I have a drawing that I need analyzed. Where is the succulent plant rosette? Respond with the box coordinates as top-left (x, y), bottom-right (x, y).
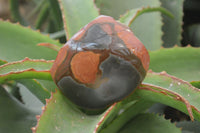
top-left (0, 0), bottom-right (200, 133)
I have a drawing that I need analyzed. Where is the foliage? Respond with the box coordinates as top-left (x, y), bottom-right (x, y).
top-left (0, 0), bottom-right (200, 133)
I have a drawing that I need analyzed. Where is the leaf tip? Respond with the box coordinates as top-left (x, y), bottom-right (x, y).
top-left (160, 71), bottom-right (167, 74)
top-left (186, 44), bottom-right (192, 47)
top-left (148, 69), bottom-right (153, 73)
top-left (31, 127), bottom-right (37, 133)
top-left (174, 44), bottom-right (179, 47)
top-left (93, 0), bottom-right (100, 15)
top-left (37, 43), bottom-right (60, 52)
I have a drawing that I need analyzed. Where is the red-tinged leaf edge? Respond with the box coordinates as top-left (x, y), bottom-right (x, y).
top-left (37, 43), bottom-right (61, 52)
top-left (0, 57), bottom-right (54, 71)
top-left (140, 70), bottom-right (200, 121)
top-left (94, 103), bottom-right (117, 133)
top-left (57, 0), bottom-right (68, 39)
top-left (138, 84), bottom-right (194, 121)
top-left (0, 69), bottom-right (52, 83)
top-left (0, 58), bottom-right (54, 83)
top-left (32, 90), bottom-right (55, 133)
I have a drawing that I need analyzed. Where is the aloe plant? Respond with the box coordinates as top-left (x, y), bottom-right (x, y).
top-left (0, 0), bottom-right (200, 133)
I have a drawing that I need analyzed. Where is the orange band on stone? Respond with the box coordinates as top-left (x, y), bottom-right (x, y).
top-left (71, 51), bottom-right (100, 84)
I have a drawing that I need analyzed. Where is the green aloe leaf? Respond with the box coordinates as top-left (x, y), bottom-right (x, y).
top-left (32, 89), bottom-right (117, 133)
top-left (33, 89), bottom-right (152, 133)
top-left (149, 46), bottom-right (200, 81)
top-left (95, 0), bottom-right (163, 50)
top-left (119, 6), bottom-right (173, 27)
top-left (100, 99), bottom-right (153, 133)
top-left (0, 58), bottom-right (53, 84)
top-left (118, 113), bottom-right (181, 133)
top-left (0, 58), bottom-right (54, 110)
top-left (33, 74), bottom-right (154, 133)
top-left (160, 0), bottom-right (184, 47)
top-left (48, 0), bottom-right (63, 31)
top-left (17, 79), bottom-right (50, 104)
top-left (59, 0), bottom-right (99, 39)
top-left (0, 86), bottom-right (37, 133)
top-left (0, 20), bottom-right (62, 62)
top-left (35, 3), bottom-right (50, 29)
top-left (0, 20), bottom-right (61, 104)
top-left (33, 70), bottom-right (200, 133)
top-left (9, 0), bottom-right (28, 25)
top-left (0, 58), bottom-right (53, 74)
top-left (139, 71), bottom-right (200, 121)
